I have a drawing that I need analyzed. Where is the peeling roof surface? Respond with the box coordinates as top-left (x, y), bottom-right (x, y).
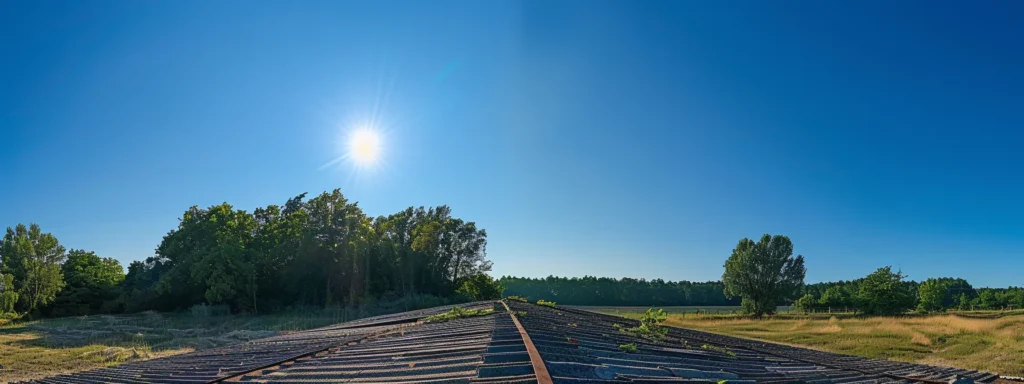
top-left (19, 301), bottom-right (1017, 384)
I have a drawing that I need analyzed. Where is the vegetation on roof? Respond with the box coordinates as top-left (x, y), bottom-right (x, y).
top-left (423, 306), bottom-right (494, 323)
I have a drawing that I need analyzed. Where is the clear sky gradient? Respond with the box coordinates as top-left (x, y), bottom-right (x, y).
top-left (3, 1), bottom-right (1023, 287)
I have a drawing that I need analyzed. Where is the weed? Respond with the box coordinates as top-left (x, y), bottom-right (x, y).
top-left (617, 307), bottom-right (668, 341)
top-left (619, 343), bottom-right (638, 353)
top-left (506, 296), bottom-right (528, 303)
top-left (514, 311), bottom-right (527, 316)
top-left (423, 307), bottom-right (495, 323)
top-left (537, 300), bottom-right (557, 308)
top-left (701, 344), bottom-right (737, 357)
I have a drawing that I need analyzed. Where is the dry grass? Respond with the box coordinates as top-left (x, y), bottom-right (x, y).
top-left (0, 311), bottom-right (338, 383)
top-left (614, 312), bottom-right (1024, 377)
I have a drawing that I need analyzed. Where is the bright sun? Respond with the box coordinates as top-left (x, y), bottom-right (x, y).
top-left (348, 128), bottom-right (382, 165)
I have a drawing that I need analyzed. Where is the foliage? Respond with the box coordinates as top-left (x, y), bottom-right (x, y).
top-left (130, 189), bottom-right (491, 312)
top-left (856, 266), bottom-right (915, 315)
top-left (701, 344), bottom-right (736, 357)
top-left (722, 234), bottom-right (806, 317)
top-left (455, 273), bottom-right (503, 301)
top-left (422, 306), bottom-right (494, 323)
top-left (1, 273), bottom-right (18, 313)
top-left (501, 276), bottom-right (739, 306)
top-left (505, 295), bottom-right (528, 302)
top-left (536, 299), bottom-right (556, 307)
top-left (794, 294), bottom-right (817, 313)
top-left (618, 343), bottom-right (638, 353)
top-left (616, 307), bottom-right (668, 340)
top-left (1, 224), bottom-right (67, 313)
top-left (50, 250), bottom-right (125, 317)
top-left (818, 285), bottom-right (853, 310)
top-left (189, 303), bottom-right (232, 317)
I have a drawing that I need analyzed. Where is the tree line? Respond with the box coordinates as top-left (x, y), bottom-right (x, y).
top-left (797, 270), bottom-right (1024, 314)
top-left (500, 276), bottom-right (741, 306)
top-left (0, 188), bottom-right (502, 318)
top-left (505, 234), bottom-right (1022, 317)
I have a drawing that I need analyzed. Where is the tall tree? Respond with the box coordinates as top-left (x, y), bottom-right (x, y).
top-left (51, 250), bottom-right (125, 316)
top-left (0, 224), bottom-right (66, 313)
top-left (856, 266), bottom-right (915, 315)
top-left (722, 234), bottom-right (806, 317)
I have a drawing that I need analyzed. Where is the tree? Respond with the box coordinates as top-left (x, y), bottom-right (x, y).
top-left (0, 224), bottom-right (66, 313)
top-left (818, 285), bottom-right (852, 311)
top-left (957, 293), bottom-right (971, 311)
top-left (977, 289), bottom-right (999, 310)
top-left (456, 273), bottom-right (504, 301)
top-left (51, 250), bottom-right (125, 316)
top-left (0, 273), bottom-right (17, 314)
top-left (856, 266), bottom-right (914, 315)
top-left (917, 278), bottom-right (947, 313)
top-left (794, 293), bottom-right (817, 313)
top-left (722, 234), bottom-right (806, 317)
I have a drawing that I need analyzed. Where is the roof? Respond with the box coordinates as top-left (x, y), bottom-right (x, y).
top-left (17, 301), bottom-right (1019, 384)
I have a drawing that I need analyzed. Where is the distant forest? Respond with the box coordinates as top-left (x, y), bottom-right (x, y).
top-left (501, 276), bottom-right (741, 306)
top-left (1, 189), bottom-right (502, 319)
top-left (501, 274), bottom-right (1023, 313)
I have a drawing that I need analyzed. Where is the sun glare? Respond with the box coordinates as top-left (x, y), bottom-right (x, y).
top-left (348, 128), bottom-right (382, 165)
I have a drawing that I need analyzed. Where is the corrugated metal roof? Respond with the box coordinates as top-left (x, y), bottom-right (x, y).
top-left (506, 302), bottom-right (1007, 384)
top-left (18, 301), bottom-right (1020, 384)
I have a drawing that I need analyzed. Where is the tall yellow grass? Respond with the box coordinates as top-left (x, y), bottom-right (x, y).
top-left (659, 313), bottom-right (1024, 377)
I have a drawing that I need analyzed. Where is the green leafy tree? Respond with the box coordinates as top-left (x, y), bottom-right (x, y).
top-left (0, 273), bottom-right (17, 314)
top-left (794, 293), bottom-right (817, 313)
top-left (856, 266), bottom-right (915, 315)
top-left (917, 278), bottom-right (947, 313)
top-left (50, 250), bottom-right (125, 316)
top-left (0, 224), bottom-right (66, 313)
top-left (456, 273), bottom-right (503, 301)
top-left (957, 293), bottom-right (971, 310)
top-left (977, 289), bottom-right (999, 310)
top-left (722, 234), bottom-right (806, 317)
top-left (818, 285), bottom-right (852, 310)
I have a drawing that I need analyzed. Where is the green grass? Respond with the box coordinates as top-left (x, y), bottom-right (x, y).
top-left (586, 307), bottom-right (1024, 377)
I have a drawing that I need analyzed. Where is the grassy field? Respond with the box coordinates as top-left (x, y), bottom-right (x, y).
top-left (585, 307), bottom-right (1024, 377)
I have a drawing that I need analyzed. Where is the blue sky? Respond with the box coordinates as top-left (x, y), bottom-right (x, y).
top-left (2, 1), bottom-right (1023, 287)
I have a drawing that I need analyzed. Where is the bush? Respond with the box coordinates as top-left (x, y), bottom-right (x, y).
top-left (423, 306), bottom-right (494, 323)
top-left (189, 303), bottom-right (231, 317)
top-left (794, 293), bottom-right (817, 313)
top-left (536, 299), bottom-right (556, 308)
top-left (506, 295), bottom-right (528, 302)
top-left (619, 343), bottom-right (638, 353)
top-left (616, 307), bottom-right (668, 341)
top-left (456, 273), bottom-right (504, 301)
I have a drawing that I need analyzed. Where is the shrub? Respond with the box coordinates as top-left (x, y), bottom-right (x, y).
top-left (506, 295), bottom-right (528, 302)
top-left (536, 300), bottom-right (556, 308)
top-left (423, 306), bottom-right (494, 323)
top-left (619, 343), bottom-right (638, 353)
top-left (189, 303), bottom-right (231, 317)
top-left (616, 307), bottom-right (668, 341)
top-left (456, 273), bottom-right (504, 301)
top-left (701, 344), bottom-right (736, 357)
top-left (794, 293), bottom-right (817, 313)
